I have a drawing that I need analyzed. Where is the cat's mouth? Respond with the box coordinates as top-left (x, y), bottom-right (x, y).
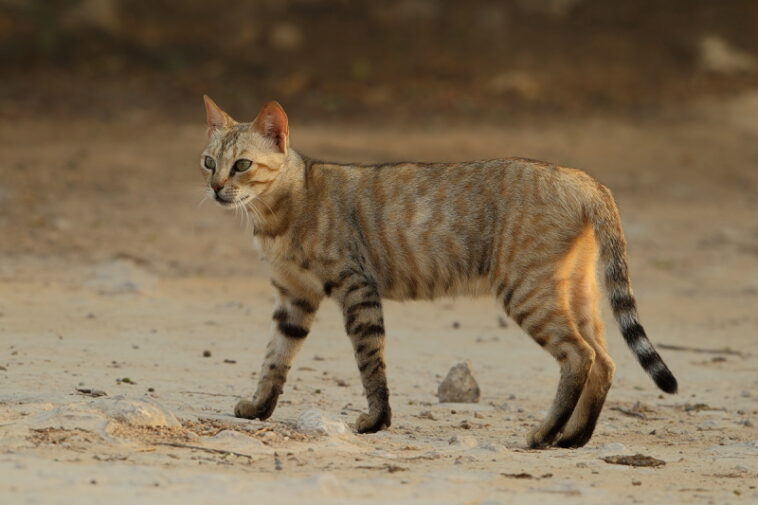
top-left (214, 194), bottom-right (251, 207)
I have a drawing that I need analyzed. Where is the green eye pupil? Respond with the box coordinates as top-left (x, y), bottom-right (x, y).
top-left (204, 156), bottom-right (216, 170)
top-left (234, 159), bottom-right (252, 172)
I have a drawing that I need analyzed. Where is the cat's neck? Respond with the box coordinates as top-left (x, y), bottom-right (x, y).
top-left (247, 149), bottom-right (306, 238)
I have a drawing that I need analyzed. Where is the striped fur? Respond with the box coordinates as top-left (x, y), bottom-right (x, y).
top-left (201, 97), bottom-right (678, 448)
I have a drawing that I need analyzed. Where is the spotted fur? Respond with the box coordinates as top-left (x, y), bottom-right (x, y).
top-left (201, 96), bottom-right (677, 448)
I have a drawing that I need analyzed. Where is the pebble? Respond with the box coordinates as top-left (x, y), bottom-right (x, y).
top-left (98, 396), bottom-right (181, 428)
top-left (448, 434), bottom-right (479, 449)
top-left (296, 409), bottom-right (349, 435)
top-left (438, 361), bottom-right (481, 403)
top-left (205, 430), bottom-right (267, 454)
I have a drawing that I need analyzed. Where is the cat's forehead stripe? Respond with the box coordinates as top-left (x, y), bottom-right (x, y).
top-left (217, 124), bottom-right (250, 157)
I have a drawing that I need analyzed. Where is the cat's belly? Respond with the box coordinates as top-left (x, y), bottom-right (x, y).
top-left (379, 273), bottom-right (494, 301)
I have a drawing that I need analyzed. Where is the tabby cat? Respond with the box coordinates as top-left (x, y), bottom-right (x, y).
top-left (199, 96), bottom-right (677, 449)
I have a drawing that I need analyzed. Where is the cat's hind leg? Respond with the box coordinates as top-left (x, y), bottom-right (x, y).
top-left (556, 240), bottom-right (615, 448)
top-left (501, 275), bottom-right (594, 449)
top-left (235, 279), bottom-right (321, 420)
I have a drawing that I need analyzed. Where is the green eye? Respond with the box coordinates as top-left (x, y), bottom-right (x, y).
top-left (203, 156), bottom-right (216, 170)
top-left (234, 159), bottom-right (252, 172)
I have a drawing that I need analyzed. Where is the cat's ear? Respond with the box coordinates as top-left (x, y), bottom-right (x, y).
top-left (253, 101), bottom-right (289, 154)
top-left (203, 95), bottom-right (236, 136)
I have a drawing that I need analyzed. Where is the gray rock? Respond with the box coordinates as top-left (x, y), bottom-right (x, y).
top-left (448, 434), bottom-right (479, 449)
top-left (204, 430), bottom-right (269, 454)
top-left (296, 409), bottom-right (348, 435)
top-left (28, 396), bottom-right (180, 436)
top-left (96, 396), bottom-right (180, 428)
top-left (438, 361), bottom-right (480, 403)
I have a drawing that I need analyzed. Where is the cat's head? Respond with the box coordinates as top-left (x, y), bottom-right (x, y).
top-left (200, 96), bottom-right (290, 208)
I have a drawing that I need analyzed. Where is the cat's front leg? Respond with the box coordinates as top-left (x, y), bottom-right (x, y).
top-left (235, 279), bottom-right (321, 420)
top-left (335, 273), bottom-right (391, 433)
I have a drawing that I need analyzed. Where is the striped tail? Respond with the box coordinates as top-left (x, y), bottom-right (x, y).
top-left (588, 185), bottom-right (678, 394)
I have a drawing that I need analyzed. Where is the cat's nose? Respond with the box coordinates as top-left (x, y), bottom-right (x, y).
top-left (211, 182), bottom-right (225, 193)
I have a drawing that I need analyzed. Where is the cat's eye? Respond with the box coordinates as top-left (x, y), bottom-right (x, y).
top-left (203, 156), bottom-right (216, 171)
top-left (234, 159), bottom-right (253, 172)
top-left (234, 159), bottom-right (252, 172)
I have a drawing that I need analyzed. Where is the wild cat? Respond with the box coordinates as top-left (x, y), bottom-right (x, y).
top-left (199, 96), bottom-right (677, 449)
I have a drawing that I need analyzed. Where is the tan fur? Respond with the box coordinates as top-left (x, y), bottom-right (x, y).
top-left (200, 98), bottom-right (677, 447)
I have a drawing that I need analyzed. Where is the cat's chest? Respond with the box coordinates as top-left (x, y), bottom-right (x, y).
top-left (252, 235), bottom-right (289, 263)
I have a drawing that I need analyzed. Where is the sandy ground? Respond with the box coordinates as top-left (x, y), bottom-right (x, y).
top-left (1, 96), bottom-right (758, 504)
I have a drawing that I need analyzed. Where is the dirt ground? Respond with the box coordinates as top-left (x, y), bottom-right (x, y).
top-left (1, 94), bottom-right (757, 504)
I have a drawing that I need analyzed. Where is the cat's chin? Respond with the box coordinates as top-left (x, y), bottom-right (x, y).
top-left (214, 194), bottom-right (251, 208)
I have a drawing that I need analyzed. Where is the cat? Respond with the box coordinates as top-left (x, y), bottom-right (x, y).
top-left (199, 95), bottom-right (677, 449)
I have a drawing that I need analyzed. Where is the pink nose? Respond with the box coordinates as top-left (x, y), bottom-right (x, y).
top-left (211, 181), bottom-right (225, 192)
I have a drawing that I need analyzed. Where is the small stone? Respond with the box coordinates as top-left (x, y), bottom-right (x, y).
top-left (296, 409), bottom-right (348, 435)
top-left (103, 397), bottom-right (180, 428)
top-left (438, 361), bottom-right (480, 403)
top-left (448, 434), bottom-right (478, 449)
top-left (418, 410), bottom-right (436, 420)
top-left (202, 350), bottom-right (212, 358)
top-left (76, 388), bottom-right (107, 397)
top-left (602, 454), bottom-right (666, 467)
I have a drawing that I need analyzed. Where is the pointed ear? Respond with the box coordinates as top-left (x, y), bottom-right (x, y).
top-left (203, 95), bottom-right (236, 136)
top-left (253, 101), bottom-right (289, 153)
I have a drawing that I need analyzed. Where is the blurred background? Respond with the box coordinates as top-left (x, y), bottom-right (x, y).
top-left (0, 0), bottom-right (756, 274)
top-left (3, 0), bottom-right (758, 123)
top-left (1, 5), bottom-right (758, 502)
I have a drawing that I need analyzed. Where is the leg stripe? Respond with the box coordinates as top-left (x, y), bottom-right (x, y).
top-left (347, 301), bottom-right (382, 315)
top-left (292, 298), bottom-right (316, 313)
top-left (278, 322), bottom-right (309, 339)
top-left (273, 308), bottom-right (288, 322)
top-left (358, 324), bottom-right (385, 339)
top-left (344, 282), bottom-right (368, 297)
top-left (323, 281), bottom-right (338, 296)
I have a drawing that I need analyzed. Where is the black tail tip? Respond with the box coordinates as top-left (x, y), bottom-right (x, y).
top-left (653, 370), bottom-right (678, 394)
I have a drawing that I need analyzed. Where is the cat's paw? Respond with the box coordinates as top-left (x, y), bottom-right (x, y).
top-left (354, 407), bottom-right (392, 434)
top-left (555, 431), bottom-right (592, 449)
top-left (526, 426), bottom-right (554, 449)
top-left (233, 393), bottom-right (278, 420)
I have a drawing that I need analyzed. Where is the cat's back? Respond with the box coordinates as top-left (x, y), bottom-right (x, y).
top-left (309, 156), bottom-right (599, 209)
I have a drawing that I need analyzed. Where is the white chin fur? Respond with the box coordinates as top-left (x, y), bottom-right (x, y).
top-left (214, 194), bottom-right (251, 208)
